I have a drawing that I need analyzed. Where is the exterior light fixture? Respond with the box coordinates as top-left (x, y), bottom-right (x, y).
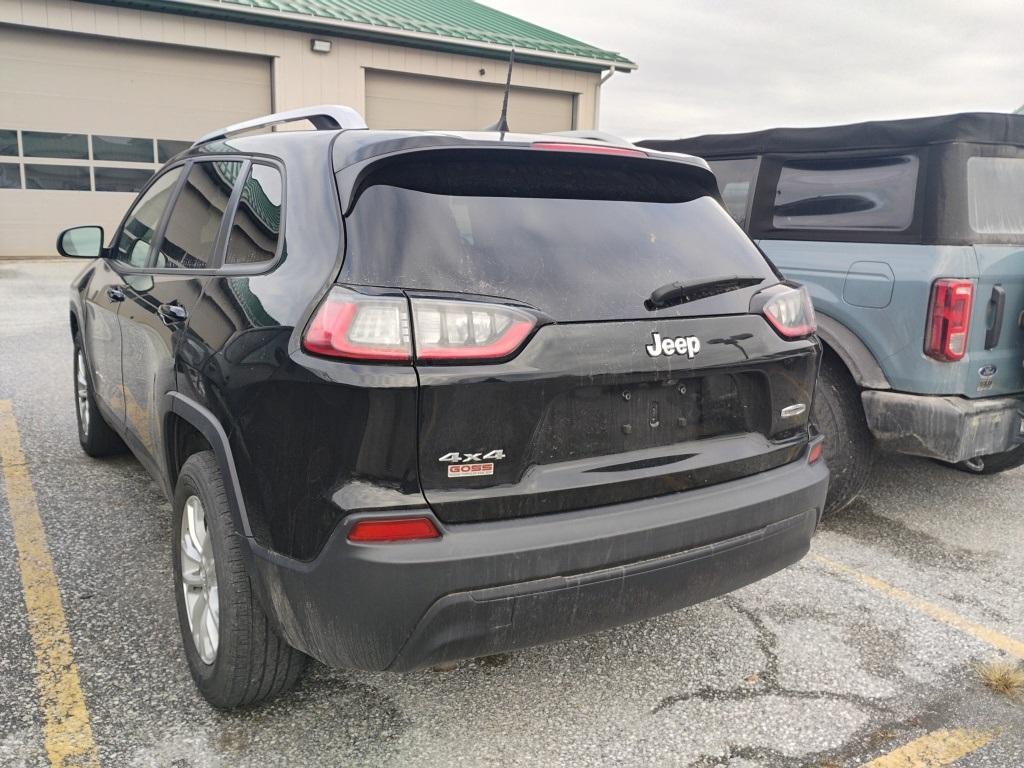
top-left (311, 39), bottom-right (331, 54)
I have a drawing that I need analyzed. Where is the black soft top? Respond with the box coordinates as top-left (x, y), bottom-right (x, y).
top-left (638, 112), bottom-right (1024, 157)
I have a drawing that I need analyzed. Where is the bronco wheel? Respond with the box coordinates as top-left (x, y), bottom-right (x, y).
top-left (812, 353), bottom-right (875, 515)
top-left (172, 451), bottom-right (307, 708)
top-left (73, 334), bottom-right (124, 457)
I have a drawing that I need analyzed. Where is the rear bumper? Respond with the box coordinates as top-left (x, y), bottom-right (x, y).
top-left (248, 455), bottom-right (829, 672)
top-left (862, 391), bottom-right (1024, 463)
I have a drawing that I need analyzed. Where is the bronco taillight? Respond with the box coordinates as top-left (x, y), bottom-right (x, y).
top-left (925, 279), bottom-right (973, 362)
top-left (303, 288), bottom-right (537, 363)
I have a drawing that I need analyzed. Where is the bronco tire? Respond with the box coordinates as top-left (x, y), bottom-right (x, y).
top-left (951, 444), bottom-right (1024, 475)
top-left (172, 451), bottom-right (307, 708)
top-left (812, 353), bottom-right (875, 515)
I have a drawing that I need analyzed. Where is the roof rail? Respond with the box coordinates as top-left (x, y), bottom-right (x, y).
top-left (547, 130), bottom-right (635, 148)
top-left (192, 104), bottom-right (367, 147)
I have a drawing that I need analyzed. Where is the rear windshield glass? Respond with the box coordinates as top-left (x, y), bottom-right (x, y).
top-left (772, 154), bottom-right (919, 231)
top-left (967, 156), bottom-right (1024, 235)
top-left (341, 151), bottom-right (774, 321)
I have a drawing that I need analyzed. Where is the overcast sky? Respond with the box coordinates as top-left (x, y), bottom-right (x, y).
top-left (485, 0), bottom-right (1024, 140)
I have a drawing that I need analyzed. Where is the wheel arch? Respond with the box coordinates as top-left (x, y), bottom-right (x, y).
top-left (815, 313), bottom-right (891, 391)
top-left (164, 393), bottom-right (253, 539)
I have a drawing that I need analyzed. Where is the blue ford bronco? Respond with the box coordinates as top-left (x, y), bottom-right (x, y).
top-left (641, 112), bottom-right (1024, 512)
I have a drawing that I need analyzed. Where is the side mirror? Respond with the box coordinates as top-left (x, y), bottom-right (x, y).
top-left (57, 226), bottom-right (104, 259)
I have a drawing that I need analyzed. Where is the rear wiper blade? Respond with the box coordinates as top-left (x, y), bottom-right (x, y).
top-left (645, 275), bottom-right (764, 311)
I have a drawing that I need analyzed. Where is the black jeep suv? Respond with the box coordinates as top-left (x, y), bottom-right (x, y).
top-left (61, 106), bottom-right (828, 708)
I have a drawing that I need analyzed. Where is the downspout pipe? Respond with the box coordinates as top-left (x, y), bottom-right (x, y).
top-left (594, 65), bottom-right (617, 129)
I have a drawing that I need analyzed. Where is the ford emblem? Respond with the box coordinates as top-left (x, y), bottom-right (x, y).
top-left (979, 364), bottom-right (997, 378)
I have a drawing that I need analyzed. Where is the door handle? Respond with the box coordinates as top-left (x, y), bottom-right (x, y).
top-left (984, 285), bottom-right (1005, 350)
top-left (158, 303), bottom-right (188, 324)
top-left (106, 287), bottom-right (125, 302)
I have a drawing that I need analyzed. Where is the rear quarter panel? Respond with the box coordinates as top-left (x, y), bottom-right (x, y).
top-left (757, 239), bottom-right (989, 395)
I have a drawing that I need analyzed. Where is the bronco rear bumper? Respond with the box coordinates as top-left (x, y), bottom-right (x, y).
top-left (862, 391), bottom-right (1024, 463)
top-left (247, 452), bottom-right (828, 672)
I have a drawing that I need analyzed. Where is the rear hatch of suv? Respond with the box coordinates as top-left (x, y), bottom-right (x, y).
top-left (332, 145), bottom-right (820, 524)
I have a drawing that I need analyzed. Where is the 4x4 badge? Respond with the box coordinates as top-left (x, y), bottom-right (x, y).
top-left (645, 332), bottom-right (701, 359)
top-left (439, 450), bottom-right (505, 478)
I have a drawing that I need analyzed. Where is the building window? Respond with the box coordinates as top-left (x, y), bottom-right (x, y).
top-left (0, 130), bottom-right (17, 157)
top-left (158, 140), bottom-right (192, 163)
top-left (0, 163), bottom-right (21, 189)
top-left (24, 164), bottom-right (90, 191)
top-left (93, 135), bottom-right (155, 163)
top-left (772, 154), bottom-right (919, 231)
top-left (95, 167), bottom-right (155, 193)
top-left (22, 131), bottom-right (89, 160)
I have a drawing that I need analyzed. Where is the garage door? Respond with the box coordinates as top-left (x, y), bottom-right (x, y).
top-left (0, 26), bottom-right (271, 256)
top-left (365, 70), bottom-right (575, 133)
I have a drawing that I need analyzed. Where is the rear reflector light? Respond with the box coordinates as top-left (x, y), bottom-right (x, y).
top-left (756, 285), bottom-right (817, 339)
top-left (808, 441), bottom-right (824, 465)
top-left (925, 279), bottom-right (973, 362)
top-left (303, 287), bottom-right (538, 363)
top-left (530, 142), bottom-right (647, 158)
top-left (347, 517), bottom-right (440, 542)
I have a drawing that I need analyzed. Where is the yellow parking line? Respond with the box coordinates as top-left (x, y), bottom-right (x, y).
top-left (814, 554), bottom-right (1024, 659)
top-left (862, 728), bottom-right (993, 767)
top-left (0, 400), bottom-right (99, 768)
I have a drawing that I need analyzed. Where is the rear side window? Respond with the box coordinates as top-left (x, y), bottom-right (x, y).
top-left (114, 167), bottom-right (183, 267)
top-left (225, 164), bottom-right (282, 265)
top-left (772, 154), bottom-right (919, 231)
top-left (342, 150), bottom-right (775, 322)
top-left (708, 158), bottom-right (758, 227)
top-left (967, 156), bottom-right (1024, 235)
top-left (156, 160), bottom-right (241, 269)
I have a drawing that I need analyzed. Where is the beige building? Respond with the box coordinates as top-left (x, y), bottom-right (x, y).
top-left (0, 0), bottom-right (635, 256)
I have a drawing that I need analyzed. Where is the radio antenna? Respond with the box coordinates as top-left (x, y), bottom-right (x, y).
top-left (485, 48), bottom-right (516, 134)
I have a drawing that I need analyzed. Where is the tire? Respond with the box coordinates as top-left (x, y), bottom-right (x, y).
top-left (172, 451), bottom-right (307, 708)
top-left (73, 334), bottom-right (125, 457)
top-left (949, 444), bottom-right (1024, 475)
top-left (812, 353), bottom-right (875, 515)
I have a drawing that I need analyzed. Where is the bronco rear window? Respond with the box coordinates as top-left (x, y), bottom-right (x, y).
top-left (341, 150), bottom-right (775, 322)
top-left (967, 156), bottom-right (1024, 235)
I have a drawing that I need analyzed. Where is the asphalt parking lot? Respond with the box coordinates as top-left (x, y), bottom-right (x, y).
top-left (1, 259), bottom-right (1023, 768)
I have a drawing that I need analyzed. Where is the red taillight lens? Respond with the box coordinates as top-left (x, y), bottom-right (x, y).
top-left (303, 289), bottom-right (538, 364)
top-left (412, 299), bottom-right (536, 361)
top-left (808, 441), bottom-right (824, 465)
top-left (347, 517), bottom-right (440, 542)
top-left (302, 289), bottom-right (412, 361)
top-left (757, 285), bottom-right (817, 339)
top-left (925, 279), bottom-right (973, 362)
top-left (530, 142), bottom-right (647, 158)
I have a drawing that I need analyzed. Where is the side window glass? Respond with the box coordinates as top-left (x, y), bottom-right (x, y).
top-left (225, 164), bottom-right (283, 265)
top-left (156, 160), bottom-right (242, 269)
top-left (113, 168), bottom-right (183, 267)
top-left (967, 156), bottom-right (1024, 235)
top-left (708, 158), bottom-right (758, 227)
top-left (772, 154), bottom-right (919, 231)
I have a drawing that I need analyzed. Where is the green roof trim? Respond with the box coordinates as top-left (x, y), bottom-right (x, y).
top-left (98, 0), bottom-right (635, 70)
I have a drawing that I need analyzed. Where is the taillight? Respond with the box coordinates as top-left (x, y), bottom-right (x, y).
top-left (925, 279), bottom-right (973, 362)
top-left (302, 289), bottom-right (412, 360)
top-left (347, 517), bottom-right (440, 542)
top-left (808, 440), bottom-right (824, 465)
top-left (530, 142), bottom-right (647, 158)
top-left (754, 284), bottom-right (817, 339)
top-left (412, 299), bottom-right (536, 361)
top-left (302, 288), bottom-right (537, 363)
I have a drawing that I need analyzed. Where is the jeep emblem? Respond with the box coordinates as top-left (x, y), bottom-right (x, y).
top-left (645, 332), bottom-right (701, 359)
